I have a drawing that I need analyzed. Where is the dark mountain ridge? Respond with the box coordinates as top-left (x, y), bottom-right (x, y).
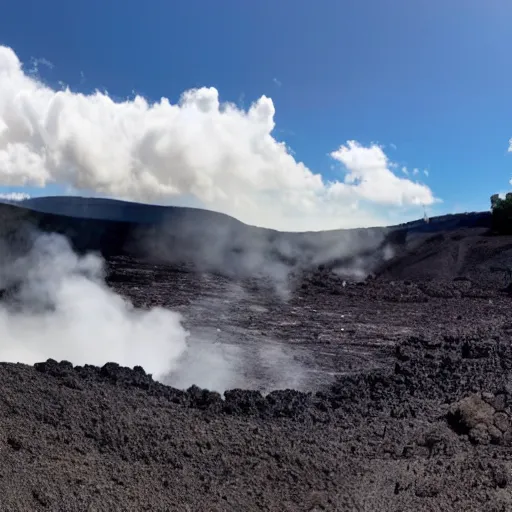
top-left (18, 195), bottom-right (491, 233)
top-left (0, 196), bottom-right (492, 277)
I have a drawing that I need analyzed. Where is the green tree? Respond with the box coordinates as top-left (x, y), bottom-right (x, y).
top-left (491, 193), bottom-right (512, 234)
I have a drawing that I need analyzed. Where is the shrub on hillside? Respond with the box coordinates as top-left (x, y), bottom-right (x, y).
top-left (491, 193), bottom-right (512, 234)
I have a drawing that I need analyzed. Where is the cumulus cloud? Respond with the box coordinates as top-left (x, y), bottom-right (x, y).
top-left (329, 141), bottom-right (435, 206)
top-left (0, 45), bottom-right (437, 230)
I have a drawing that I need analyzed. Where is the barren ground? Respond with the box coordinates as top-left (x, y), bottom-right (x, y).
top-left (1, 226), bottom-right (512, 510)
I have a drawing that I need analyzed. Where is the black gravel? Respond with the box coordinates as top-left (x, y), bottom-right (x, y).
top-left (1, 214), bottom-right (512, 510)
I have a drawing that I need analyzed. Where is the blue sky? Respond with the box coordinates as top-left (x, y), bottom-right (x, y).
top-left (0, 0), bottom-right (511, 229)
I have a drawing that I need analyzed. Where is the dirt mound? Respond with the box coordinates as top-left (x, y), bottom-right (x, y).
top-left (379, 227), bottom-right (512, 287)
top-left (447, 393), bottom-right (512, 445)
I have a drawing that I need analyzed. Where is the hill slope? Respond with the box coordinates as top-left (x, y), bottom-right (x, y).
top-left (0, 197), bottom-right (496, 282)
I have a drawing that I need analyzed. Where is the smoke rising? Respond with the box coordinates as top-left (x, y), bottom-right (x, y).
top-left (0, 44), bottom-right (436, 231)
top-left (134, 209), bottom-right (395, 298)
top-left (0, 229), bottom-right (313, 392)
top-left (0, 231), bottom-right (189, 381)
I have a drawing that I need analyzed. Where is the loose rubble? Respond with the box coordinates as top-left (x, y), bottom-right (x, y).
top-left (1, 223), bottom-right (512, 510)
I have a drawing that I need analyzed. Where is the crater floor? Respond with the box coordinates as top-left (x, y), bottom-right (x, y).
top-left (0, 252), bottom-right (510, 510)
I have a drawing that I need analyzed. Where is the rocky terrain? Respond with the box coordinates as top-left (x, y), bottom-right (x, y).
top-left (0, 201), bottom-right (512, 510)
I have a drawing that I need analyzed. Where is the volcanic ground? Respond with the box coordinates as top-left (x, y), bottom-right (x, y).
top-left (1, 203), bottom-right (512, 511)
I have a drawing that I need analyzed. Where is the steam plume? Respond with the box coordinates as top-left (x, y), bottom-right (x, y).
top-left (0, 230), bottom-right (313, 392)
top-left (0, 232), bottom-right (189, 381)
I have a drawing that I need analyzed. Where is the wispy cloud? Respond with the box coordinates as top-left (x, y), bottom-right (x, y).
top-left (237, 92), bottom-right (245, 109)
top-left (28, 57), bottom-right (54, 76)
top-left (273, 77), bottom-right (282, 87)
top-left (0, 192), bottom-right (30, 201)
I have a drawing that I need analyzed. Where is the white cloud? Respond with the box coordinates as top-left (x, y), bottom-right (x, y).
top-left (0, 192), bottom-right (30, 201)
top-left (424, 169), bottom-right (429, 177)
top-left (329, 141), bottom-right (436, 206)
top-left (0, 45), bottom-right (437, 231)
top-left (401, 166), bottom-right (408, 175)
top-left (412, 168), bottom-right (419, 176)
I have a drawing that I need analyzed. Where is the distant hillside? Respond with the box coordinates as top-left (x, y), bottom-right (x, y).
top-left (390, 211), bottom-right (491, 233)
top-left (21, 196), bottom-right (245, 228)
top-left (0, 199), bottom-right (373, 276)
top-left (19, 196), bottom-right (492, 234)
top-left (0, 196), bottom-right (496, 281)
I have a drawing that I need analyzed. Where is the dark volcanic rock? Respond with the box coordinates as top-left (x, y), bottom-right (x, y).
top-left (4, 318), bottom-right (512, 510)
top-left (3, 209), bottom-right (512, 509)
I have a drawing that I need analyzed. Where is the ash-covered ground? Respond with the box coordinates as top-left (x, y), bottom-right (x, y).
top-left (1, 217), bottom-right (512, 510)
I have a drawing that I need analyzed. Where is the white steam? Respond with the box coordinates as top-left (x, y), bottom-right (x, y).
top-left (0, 45), bottom-right (436, 231)
top-left (0, 231), bottom-right (312, 393)
top-left (0, 232), bottom-right (189, 381)
top-left (164, 281), bottom-right (310, 393)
